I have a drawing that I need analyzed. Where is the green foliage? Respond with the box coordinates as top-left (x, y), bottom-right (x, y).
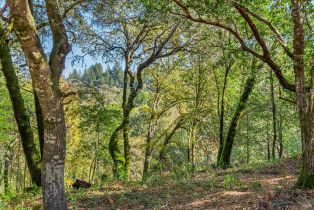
top-left (68, 63), bottom-right (124, 88)
top-left (223, 173), bottom-right (239, 189)
top-left (3, 0), bottom-right (314, 207)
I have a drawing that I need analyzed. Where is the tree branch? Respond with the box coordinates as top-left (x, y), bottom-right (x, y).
top-left (45, 0), bottom-right (71, 82)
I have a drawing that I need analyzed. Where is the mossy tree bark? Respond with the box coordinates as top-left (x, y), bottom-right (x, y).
top-left (296, 53), bottom-right (314, 188)
top-left (217, 61), bottom-right (232, 164)
top-left (0, 27), bottom-right (42, 187)
top-left (291, 0), bottom-right (314, 189)
top-left (109, 123), bottom-right (127, 180)
top-left (217, 65), bottom-right (258, 168)
top-left (109, 72), bottom-right (139, 180)
top-left (8, 0), bottom-right (71, 208)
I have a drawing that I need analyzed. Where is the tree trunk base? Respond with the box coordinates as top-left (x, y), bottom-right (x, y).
top-left (297, 170), bottom-right (314, 189)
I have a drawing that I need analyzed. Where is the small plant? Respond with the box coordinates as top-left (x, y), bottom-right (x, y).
top-left (250, 181), bottom-right (262, 190)
top-left (223, 174), bottom-right (238, 189)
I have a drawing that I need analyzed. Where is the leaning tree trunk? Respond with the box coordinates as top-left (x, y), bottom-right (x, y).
top-left (0, 28), bottom-right (41, 187)
top-left (159, 120), bottom-right (183, 164)
top-left (9, 0), bottom-right (71, 208)
top-left (217, 67), bottom-right (257, 168)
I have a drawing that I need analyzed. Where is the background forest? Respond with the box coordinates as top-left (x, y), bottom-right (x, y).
top-left (0, 0), bottom-right (313, 209)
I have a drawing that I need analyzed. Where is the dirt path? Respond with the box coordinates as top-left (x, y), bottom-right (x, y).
top-left (71, 158), bottom-right (313, 209)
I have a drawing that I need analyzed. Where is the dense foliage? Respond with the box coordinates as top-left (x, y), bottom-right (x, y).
top-left (0, 0), bottom-right (313, 208)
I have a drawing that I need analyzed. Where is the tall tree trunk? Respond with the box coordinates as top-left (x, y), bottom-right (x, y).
top-left (278, 105), bottom-right (284, 159)
top-left (0, 28), bottom-right (41, 187)
top-left (266, 121), bottom-right (271, 161)
top-left (109, 122), bottom-right (126, 180)
top-left (8, 0), bottom-right (71, 208)
top-left (246, 114), bottom-right (250, 164)
top-left (123, 123), bottom-right (131, 179)
top-left (290, 0), bottom-right (314, 188)
top-left (217, 63), bottom-right (231, 163)
top-left (109, 58), bottom-right (131, 180)
top-left (143, 113), bottom-right (155, 180)
top-left (297, 54), bottom-right (314, 188)
top-left (218, 66), bottom-right (258, 168)
top-left (269, 70), bottom-right (277, 160)
top-left (122, 59), bottom-right (131, 179)
top-left (188, 121), bottom-right (196, 171)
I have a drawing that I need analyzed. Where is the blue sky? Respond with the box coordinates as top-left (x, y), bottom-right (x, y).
top-left (63, 45), bottom-right (108, 77)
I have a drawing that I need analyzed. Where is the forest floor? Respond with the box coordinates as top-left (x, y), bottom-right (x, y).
top-left (11, 157), bottom-right (314, 209)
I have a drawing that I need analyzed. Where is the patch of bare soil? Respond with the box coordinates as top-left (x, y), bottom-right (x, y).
top-left (73, 158), bottom-right (314, 210)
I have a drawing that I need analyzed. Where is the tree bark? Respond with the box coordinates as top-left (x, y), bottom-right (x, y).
top-left (34, 93), bottom-right (45, 158)
top-left (289, 0), bottom-right (314, 188)
top-left (122, 61), bottom-right (131, 179)
top-left (278, 105), bottom-right (284, 159)
top-left (8, 0), bottom-right (70, 208)
top-left (269, 70), bottom-right (277, 160)
top-left (142, 84), bottom-right (162, 180)
top-left (109, 123), bottom-right (126, 179)
top-left (188, 121), bottom-right (196, 171)
top-left (266, 121), bottom-right (271, 161)
top-left (142, 113), bottom-right (155, 180)
top-left (109, 58), bottom-right (131, 180)
top-left (0, 27), bottom-right (41, 187)
top-left (123, 122), bottom-right (131, 179)
top-left (297, 54), bottom-right (314, 188)
top-left (217, 63), bottom-right (231, 163)
top-left (218, 66), bottom-right (258, 168)
top-left (246, 114), bottom-right (250, 164)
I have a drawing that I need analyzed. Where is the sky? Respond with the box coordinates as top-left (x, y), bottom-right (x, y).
top-left (63, 45), bottom-right (108, 77)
